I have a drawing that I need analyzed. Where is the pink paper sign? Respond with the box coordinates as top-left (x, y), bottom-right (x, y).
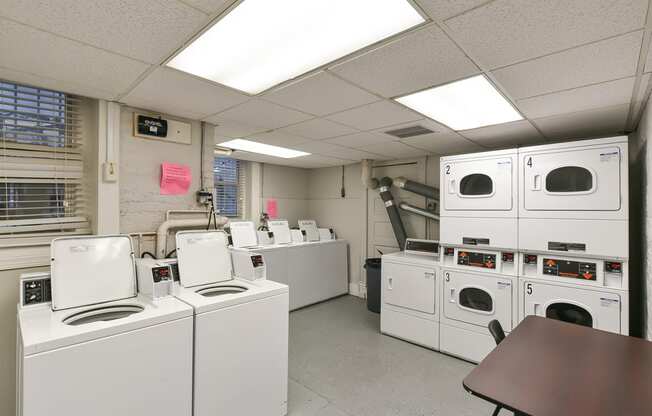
top-left (160, 162), bottom-right (191, 195)
top-left (266, 198), bottom-right (278, 218)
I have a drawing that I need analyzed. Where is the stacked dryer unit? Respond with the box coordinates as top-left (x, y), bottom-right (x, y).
top-left (439, 149), bottom-right (519, 363)
top-left (517, 136), bottom-right (629, 335)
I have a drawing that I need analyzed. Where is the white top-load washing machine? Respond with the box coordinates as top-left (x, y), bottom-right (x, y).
top-left (440, 148), bottom-right (518, 250)
top-left (381, 239), bottom-right (441, 350)
top-left (518, 136), bottom-right (628, 259)
top-left (439, 244), bottom-right (518, 363)
top-left (172, 230), bottom-right (290, 416)
top-left (17, 235), bottom-right (194, 416)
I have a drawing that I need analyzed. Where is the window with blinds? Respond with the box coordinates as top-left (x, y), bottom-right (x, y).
top-left (0, 80), bottom-right (89, 238)
top-left (214, 157), bottom-right (246, 218)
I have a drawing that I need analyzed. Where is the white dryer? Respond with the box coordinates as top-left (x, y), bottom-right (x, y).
top-left (17, 235), bottom-right (194, 416)
top-left (439, 246), bottom-right (518, 363)
top-left (518, 136), bottom-right (628, 258)
top-left (440, 148), bottom-right (518, 250)
top-left (518, 252), bottom-right (629, 335)
top-left (173, 230), bottom-right (290, 416)
top-left (381, 239), bottom-right (440, 350)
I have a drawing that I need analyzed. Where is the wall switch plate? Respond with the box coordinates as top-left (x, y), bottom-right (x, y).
top-left (103, 161), bottom-right (118, 182)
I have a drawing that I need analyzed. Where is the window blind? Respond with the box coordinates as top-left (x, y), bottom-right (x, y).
top-left (214, 157), bottom-right (247, 218)
top-left (0, 80), bottom-right (89, 238)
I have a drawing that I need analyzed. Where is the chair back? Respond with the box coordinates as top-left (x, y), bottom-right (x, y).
top-left (488, 320), bottom-right (506, 345)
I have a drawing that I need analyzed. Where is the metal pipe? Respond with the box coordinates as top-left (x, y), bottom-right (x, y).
top-left (361, 159), bottom-right (379, 189)
top-left (394, 176), bottom-right (439, 201)
top-left (399, 202), bottom-right (440, 221)
top-left (379, 177), bottom-right (407, 250)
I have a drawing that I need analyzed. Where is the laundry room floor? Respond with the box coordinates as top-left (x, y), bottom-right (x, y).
top-left (288, 296), bottom-right (503, 416)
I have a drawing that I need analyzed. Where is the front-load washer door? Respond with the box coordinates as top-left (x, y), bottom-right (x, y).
top-left (443, 270), bottom-right (513, 331)
top-left (382, 262), bottom-right (436, 314)
top-left (522, 146), bottom-right (621, 211)
top-left (522, 281), bottom-right (621, 333)
top-left (443, 157), bottom-right (513, 211)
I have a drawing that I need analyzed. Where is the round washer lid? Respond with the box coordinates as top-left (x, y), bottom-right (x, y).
top-left (50, 235), bottom-right (137, 311)
top-left (175, 230), bottom-right (232, 287)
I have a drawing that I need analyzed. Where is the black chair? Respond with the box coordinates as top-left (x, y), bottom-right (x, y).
top-left (488, 320), bottom-right (506, 416)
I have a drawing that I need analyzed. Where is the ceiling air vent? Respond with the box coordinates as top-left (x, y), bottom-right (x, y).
top-left (384, 125), bottom-right (434, 139)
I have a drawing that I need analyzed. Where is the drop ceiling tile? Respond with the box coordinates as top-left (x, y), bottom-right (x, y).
top-left (532, 103), bottom-right (630, 140)
top-left (277, 118), bottom-right (358, 140)
top-left (416, 0), bottom-right (492, 20)
top-left (459, 120), bottom-right (545, 148)
top-left (263, 72), bottom-right (380, 116)
top-left (399, 131), bottom-right (483, 154)
top-left (182, 0), bottom-right (230, 14)
top-left (293, 141), bottom-right (377, 161)
top-left (211, 99), bottom-right (313, 130)
top-left (0, 0), bottom-right (209, 64)
top-left (332, 25), bottom-right (479, 98)
top-left (248, 131), bottom-right (312, 147)
top-left (283, 155), bottom-right (353, 168)
top-left (122, 68), bottom-right (249, 119)
top-left (0, 65), bottom-right (116, 100)
top-left (325, 131), bottom-right (396, 148)
top-left (211, 121), bottom-right (268, 139)
top-left (326, 101), bottom-right (422, 130)
top-left (446, 0), bottom-right (648, 69)
top-left (356, 141), bottom-right (429, 159)
top-left (0, 18), bottom-right (150, 99)
top-left (493, 31), bottom-right (643, 99)
top-left (517, 77), bottom-right (636, 119)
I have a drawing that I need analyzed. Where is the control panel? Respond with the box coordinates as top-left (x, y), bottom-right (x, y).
top-left (22, 277), bottom-right (52, 307)
top-left (519, 253), bottom-right (627, 289)
top-left (405, 239), bottom-right (439, 257)
top-left (231, 250), bottom-right (266, 281)
top-left (440, 246), bottom-right (517, 275)
top-left (458, 250), bottom-right (496, 269)
top-left (543, 258), bottom-right (597, 281)
top-left (19, 273), bottom-right (52, 308)
top-left (135, 258), bottom-right (174, 299)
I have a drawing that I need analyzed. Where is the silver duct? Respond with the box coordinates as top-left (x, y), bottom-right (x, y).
top-left (399, 202), bottom-right (440, 221)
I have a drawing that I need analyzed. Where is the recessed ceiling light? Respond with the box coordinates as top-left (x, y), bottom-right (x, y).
top-left (167, 0), bottom-right (425, 94)
top-left (395, 75), bottom-right (523, 131)
top-left (219, 139), bottom-right (310, 158)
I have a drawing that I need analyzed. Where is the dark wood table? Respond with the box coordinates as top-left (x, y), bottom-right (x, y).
top-left (463, 316), bottom-right (652, 416)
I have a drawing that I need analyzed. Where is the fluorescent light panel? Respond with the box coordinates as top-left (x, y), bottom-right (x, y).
top-left (396, 75), bottom-right (523, 131)
top-left (167, 0), bottom-right (425, 94)
top-left (219, 139), bottom-right (310, 158)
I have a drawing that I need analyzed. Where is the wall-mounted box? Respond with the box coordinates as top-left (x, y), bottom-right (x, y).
top-left (133, 113), bottom-right (191, 145)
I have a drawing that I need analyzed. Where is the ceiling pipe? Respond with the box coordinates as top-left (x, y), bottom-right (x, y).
top-left (399, 202), bottom-right (440, 221)
top-left (361, 159), bottom-right (379, 189)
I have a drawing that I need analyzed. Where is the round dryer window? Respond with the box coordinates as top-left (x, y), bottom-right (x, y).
top-left (459, 287), bottom-right (493, 312)
top-left (546, 166), bottom-right (593, 193)
top-left (459, 174), bottom-right (493, 196)
top-left (546, 302), bottom-right (593, 327)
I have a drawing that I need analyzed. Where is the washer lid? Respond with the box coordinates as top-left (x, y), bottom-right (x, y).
top-left (230, 221), bottom-right (258, 248)
top-left (268, 220), bottom-right (291, 244)
top-left (176, 230), bottom-right (232, 287)
top-left (50, 235), bottom-right (137, 311)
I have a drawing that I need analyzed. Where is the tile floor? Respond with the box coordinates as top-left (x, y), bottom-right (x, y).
top-left (287, 295), bottom-right (502, 416)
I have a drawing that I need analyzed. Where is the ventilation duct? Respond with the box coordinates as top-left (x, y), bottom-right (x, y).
top-left (399, 202), bottom-right (439, 221)
top-left (393, 176), bottom-right (439, 201)
top-left (384, 125), bottom-right (434, 139)
top-left (379, 177), bottom-right (407, 250)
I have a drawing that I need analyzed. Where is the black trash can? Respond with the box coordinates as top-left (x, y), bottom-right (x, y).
top-left (364, 258), bottom-right (382, 313)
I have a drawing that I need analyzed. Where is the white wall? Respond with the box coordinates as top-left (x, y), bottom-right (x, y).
top-left (119, 106), bottom-right (215, 235)
top-left (258, 163), bottom-right (310, 225)
top-left (307, 164), bottom-right (365, 294)
top-left (630, 98), bottom-right (651, 339)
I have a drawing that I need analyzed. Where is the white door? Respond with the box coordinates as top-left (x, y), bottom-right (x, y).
top-left (522, 146), bottom-right (621, 211)
top-left (443, 270), bottom-right (513, 330)
top-left (443, 157), bottom-right (513, 211)
top-left (522, 281), bottom-right (621, 333)
top-left (383, 261), bottom-right (436, 314)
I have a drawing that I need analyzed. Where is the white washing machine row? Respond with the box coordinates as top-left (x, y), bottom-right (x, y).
top-left (440, 136), bottom-right (629, 258)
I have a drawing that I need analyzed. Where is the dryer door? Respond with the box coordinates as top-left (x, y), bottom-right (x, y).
top-left (522, 146), bottom-right (622, 211)
top-left (522, 281), bottom-right (621, 333)
top-left (382, 262), bottom-right (436, 314)
top-left (443, 157), bottom-right (513, 211)
top-left (443, 270), bottom-right (513, 331)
